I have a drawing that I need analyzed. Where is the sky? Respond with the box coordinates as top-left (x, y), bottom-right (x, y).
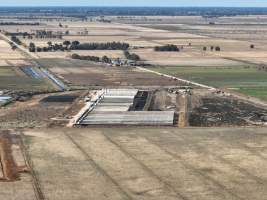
top-left (2, 0), bottom-right (267, 7)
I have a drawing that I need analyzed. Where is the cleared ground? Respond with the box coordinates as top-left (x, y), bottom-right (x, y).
top-left (2, 127), bottom-right (267, 200)
top-left (0, 91), bottom-right (83, 128)
top-left (38, 58), bottom-right (185, 88)
top-left (35, 50), bottom-right (125, 59)
top-left (0, 40), bottom-right (24, 59)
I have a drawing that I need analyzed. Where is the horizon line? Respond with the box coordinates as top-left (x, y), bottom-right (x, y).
top-left (1, 6), bottom-right (267, 8)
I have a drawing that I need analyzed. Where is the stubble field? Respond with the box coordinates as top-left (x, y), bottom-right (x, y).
top-left (3, 127), bottom-right (267, 200)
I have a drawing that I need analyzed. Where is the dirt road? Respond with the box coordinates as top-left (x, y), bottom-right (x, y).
top-left (0, 32), bottom-right (39, 59)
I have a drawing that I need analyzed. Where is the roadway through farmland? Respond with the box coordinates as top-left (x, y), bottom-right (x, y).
top-left (137, 66), bottom-right (267, 109)
top-left (0, 32), bottom-right (39, 59)
top-left (0, 32), bottom-right (67, 91)
top-left (136, 66), bottom-right (215, 90)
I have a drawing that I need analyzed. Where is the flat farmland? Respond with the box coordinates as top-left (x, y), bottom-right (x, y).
top-left (63, 35), bottom-right (137, 43)
top-left (113, 15), bottom-right (267, 25)
top-left (64, 35), bottom-right (158, 47)
top-left (6, 59), bottom-right (31, 66)
top-left (207, 51), bottom-right (267, 65)
top-left (150, 65), bottom-right (267, 100)
top-left (20, 38), bottom-right (63, 47)
top-left (238, 87), bottom-right (267, 101)
top-left (36, 50), bottom-right (125, 59)
top-left (38, 58), bottom-right (184, 87)
top-left (141, 22), bottom-right (267, 40)
top-left (55, 22), bottom-right (205, 39)
top-left (9, 127), bottom-right (266, 200)
top-left (17, 21), bottom-right (206, 50)
top-left (0, 40), bottom-right (24, 59)
top-left (0, 24), bottom-right (49, 33)
top-left (132, 48), bottom-right (244, 66)
top-left (152, 38), bottom-right (259, 51)
top-left (143, 57), bottom-right (244, 67)
top-left (2, 17), bottom-right (267, 101)
top-left (0, 66), bottom-right (49, 91)
top-left (21, 35), bottom-right (158, 51)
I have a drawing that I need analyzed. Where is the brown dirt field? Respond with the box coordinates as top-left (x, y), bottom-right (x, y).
top-left (62, 66), bottom-right (183, 87)
top-left (19, 127), bottom-right (267, 200)
top-left (5, 59), bottom-right (31, 66)
top-left (0, 91), bottom-right (83, 128)
top-left (39, 58), bottom-right (187, 87)
top-left (33, 47), bottom-right (129, 59)
top-left (153, 38), bottom-right (258, 51)
top-left (0, 40), bottom-right (24, 59)
top-left (63, 35), bottom-right (137, 42)
top-left (131, 48), bottom-right (243, 66)
top-left (36, 50), bottom-right (125, 59)
top-left (0, 130), bottom-right (27, 182)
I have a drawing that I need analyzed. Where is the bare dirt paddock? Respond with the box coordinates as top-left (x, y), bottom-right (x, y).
top-left (2, 127), bottom-right (266, 200)
top-left (38, 58), bottom-right (185, 88)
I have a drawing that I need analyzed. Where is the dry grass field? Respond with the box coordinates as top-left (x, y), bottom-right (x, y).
top-left (2, 127), bottom-right (267, 200)
top-left (38, 58), bottom-right (184, 88)
top-left (0, 40), bottom-right (24, 59)
top-left (131, 48), bottom-right (245, 66)
top-left (36, 50), bottom-right (125, 59)
top-left (0, 65), bottom-right (48, 91)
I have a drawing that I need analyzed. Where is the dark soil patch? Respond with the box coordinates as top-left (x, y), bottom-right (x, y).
top-left (189, 97), bottom-right (267, 127)
top-left (130, 91), bottom-right (148, 111)
top-left (41, 95), bottom-right (78, 103)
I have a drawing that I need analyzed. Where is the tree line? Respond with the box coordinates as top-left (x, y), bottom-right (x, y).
top-left (28, 41), bottom-right (130, 52)
top-left (0, 22), bottom-right (40, 25)
top-left (5, 31), bottom-right (33, 39)
top-left (70, 42), bottom-right (130, 50)
top-left (71, 53), bottom-right (112, 64)
top-left (154, 45), bottom-right (180, 52)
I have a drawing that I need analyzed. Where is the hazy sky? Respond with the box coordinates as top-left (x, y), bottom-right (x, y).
top-left (2, 0), bottom-right (267, 7)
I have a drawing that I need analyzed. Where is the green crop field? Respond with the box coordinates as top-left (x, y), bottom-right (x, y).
top-left (150, 65), bottom-right (267, 100)
top-left (0, 66), bottom-right (49, 91)
top-left (237, 87), bottom-right (267, 101)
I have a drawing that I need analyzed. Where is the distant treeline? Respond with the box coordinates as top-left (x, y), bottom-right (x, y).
top-left (35, 30), bottom-right (67, 39)
top-left (5, 30), bottom-right (65, 40)
top-left (2, 7), bottom-right (267, 17)
top-left (124, 50), bottom-right (140, 61)
top-left (29, 42), bottom-right (71, 52)
top-left (5, 31), bottom-right (34, 39)
top-left (70, 42), bottom-right (130, 51)
top-left (154, 45), bottom-right (180, 52)
top-left (28, 41), bottom-right (130, 52)
top-left (0, 22), bottom-right (40, 25)
top-left (71, 53), bottom-right (112, 64)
